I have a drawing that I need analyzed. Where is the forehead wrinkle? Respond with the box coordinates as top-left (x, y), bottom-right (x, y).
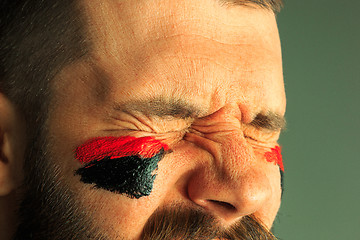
top-left (81, 0), bottom-right (278, 49)
top-left (78, 0), bottom-right (283, 125)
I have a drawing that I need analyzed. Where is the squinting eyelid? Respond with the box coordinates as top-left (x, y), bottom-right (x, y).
top-left (245, 136), bottom-right (278, 149)
top-left (243, 127), bottom-right (281, 142)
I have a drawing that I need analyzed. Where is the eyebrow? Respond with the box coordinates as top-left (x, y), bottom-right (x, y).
top-left (113, 97), bottom-right (204, 120)
top-left (218, 0), bottom-right (283, 13)
top-left (114, 97), bottom-right (286, 131)
top-left (250, 112), bottom-right (286, 131)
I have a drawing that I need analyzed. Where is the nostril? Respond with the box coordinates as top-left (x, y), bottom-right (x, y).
top-left (208, 199), bottom-right (237, 212)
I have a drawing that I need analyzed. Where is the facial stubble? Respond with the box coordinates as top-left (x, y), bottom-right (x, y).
top-left (12, 127), bottom-right (278, 240)
top-left (13, 128), bottom-right (110, 240)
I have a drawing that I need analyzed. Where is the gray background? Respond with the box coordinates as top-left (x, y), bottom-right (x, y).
top-left (273, 0), bottom-right (360, 239)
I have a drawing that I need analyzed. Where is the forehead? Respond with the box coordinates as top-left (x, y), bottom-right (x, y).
top-left (57, 0), bottom-right (285, 119)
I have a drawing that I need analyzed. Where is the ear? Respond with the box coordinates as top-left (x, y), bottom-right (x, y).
top-left (0, 93), bottom-right (26, 196)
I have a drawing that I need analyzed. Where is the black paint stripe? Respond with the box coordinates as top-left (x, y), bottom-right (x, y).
top-left (75, 148), bottom-right (166, 199)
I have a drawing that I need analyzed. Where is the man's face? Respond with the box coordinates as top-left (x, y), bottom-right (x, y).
top-left (25, 0), bottom-right (285, 238)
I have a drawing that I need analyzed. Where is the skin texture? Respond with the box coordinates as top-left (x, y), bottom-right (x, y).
top-left (0, 0), bottom-right (286, 239)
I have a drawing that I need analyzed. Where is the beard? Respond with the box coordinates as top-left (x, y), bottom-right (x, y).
top-left (12, 124), bottom-right (277, 240)
top-left (12, 125), bottom-right (109, 240)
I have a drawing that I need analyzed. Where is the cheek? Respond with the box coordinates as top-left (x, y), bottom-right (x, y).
top-left (74, 136), bottom-right (169, 199)
top-left (73, 189), bottom-right (160, 240)
top-left (264, 146), bottom-right (284, 171)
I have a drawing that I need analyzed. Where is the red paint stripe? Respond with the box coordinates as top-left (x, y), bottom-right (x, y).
top-left (264, 146), bottom-right (284, 171)
top-left (75, 136), bottom-right (169, 164)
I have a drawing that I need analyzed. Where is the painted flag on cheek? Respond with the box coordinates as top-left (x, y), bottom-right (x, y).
top-left (264, 146), bottom-right (284, 171)
top-left (74, 136), bottom-right (169, 199)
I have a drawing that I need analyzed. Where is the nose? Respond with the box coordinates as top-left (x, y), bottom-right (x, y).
top-left (184, 118), bottom-right (272, 223)
top-left (187, 162), bottom-right (271, 222)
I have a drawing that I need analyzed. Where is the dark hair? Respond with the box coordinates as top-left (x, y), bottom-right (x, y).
top-left (0, 0), bottom-right (89, 137)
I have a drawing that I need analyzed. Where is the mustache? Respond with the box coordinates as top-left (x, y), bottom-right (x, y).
top-left (141, 204), bottom-right (277, 240)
